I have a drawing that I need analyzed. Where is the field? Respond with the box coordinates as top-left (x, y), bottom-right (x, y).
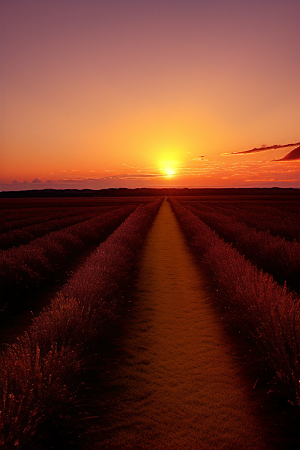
top-left (0, 190), bottom-right (300, 449)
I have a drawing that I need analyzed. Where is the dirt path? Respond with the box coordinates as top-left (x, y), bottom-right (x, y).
top-left (84, 200), bottom-right (277, 449)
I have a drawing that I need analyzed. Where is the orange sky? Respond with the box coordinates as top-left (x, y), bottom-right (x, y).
top-left (1, 0), bottom-right (299, 190)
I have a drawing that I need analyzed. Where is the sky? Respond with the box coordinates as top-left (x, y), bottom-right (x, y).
top-left (1, 0), bottom-right (299, 191)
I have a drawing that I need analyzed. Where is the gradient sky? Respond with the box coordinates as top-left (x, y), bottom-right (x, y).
top-left (1, 0), bottom-right (299, 190)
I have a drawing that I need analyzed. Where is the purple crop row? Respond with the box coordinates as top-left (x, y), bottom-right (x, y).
top-left (221, 202), bottom-right (300, 240)
top-left (0, 205), bottom-right (137, 311)
top-left (0, 207), bottom-right (117, 250)
top-left (271, 202), bottom-right (300, 216)
top-left (0, 198), bottom-right (163, 449)
top-left (170, 198), bottom-right (300, 408)
top-left (227, 200), bottom-right (300, 219)
top-left (0, 208), bottom-right (66, 222)
top-left (200, 200), bottom-right (300, 217)
top-left (183, 204), bottom-right (300, 293)
top-left (183, 200), bottom-right (300, 242)
top-left (0, 206), bottom-right (108, 234)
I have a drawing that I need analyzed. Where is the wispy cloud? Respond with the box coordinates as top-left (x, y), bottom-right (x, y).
top-left (273, 146), bottom-right (300, 161)
top-left (2, 157), bottom-right (299, 191)
top-left (192, 156), bottom-right (206, 161)
top-left (122, 163), bottom-right (137, 169)
top-left (227, 142), bottom-right (300, 156)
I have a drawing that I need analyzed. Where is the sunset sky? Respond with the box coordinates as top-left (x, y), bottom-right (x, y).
top-left (1, 0), bottom-right (299, 190)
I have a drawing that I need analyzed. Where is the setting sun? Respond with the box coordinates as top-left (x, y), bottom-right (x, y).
top-left (159, 159), bottom-right (178, 178)
top-left (163, 167), bottom-right (175, 177)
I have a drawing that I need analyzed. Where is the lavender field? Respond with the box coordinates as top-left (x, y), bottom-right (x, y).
top-left (0, 191), bottom-right (300, 449)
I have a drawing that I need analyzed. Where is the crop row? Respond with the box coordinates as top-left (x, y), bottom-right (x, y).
top-left (271, 202), bottom-right (300, 216)
top-left (0, 205), bottom-right (91, 222)
top-left (170, 198), bottom-right (300, 409)
top-left (0, 206), bottom-right (108, 234)
top-left (182, 200), bottom-right (300, 241)
top-left (0, 198), bottom-right (163, 449)
top-left (227, 200), bottom-right (300, 218)
top-left (240, 200), bottom-right (300, 215)
top-left (219, 202), bottom-right (300, 239)
top-left (183, 204), bottom-right (300, 293)
top-left (0, 208), bottom-right (118, 250)
top-left (0, 205), bottom-right (137, 312)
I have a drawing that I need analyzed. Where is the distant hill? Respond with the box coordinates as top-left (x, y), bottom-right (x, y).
top-left (0, 187), bottom-right (299, 198)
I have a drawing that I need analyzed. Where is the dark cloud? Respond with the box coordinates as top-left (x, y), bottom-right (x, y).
top-left (273, 146), bottom-right (300, 161)
top-left (32, 178), bottom-right (42, 183)
top-left (231, 142), bottom-right (300, 155)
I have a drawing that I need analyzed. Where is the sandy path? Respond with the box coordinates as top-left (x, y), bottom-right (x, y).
top-left (85, 200), bottom-right (275, 449)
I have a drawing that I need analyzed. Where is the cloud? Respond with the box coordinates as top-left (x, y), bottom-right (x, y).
top-left (192, 156), bottom-right (206, 161)
top-left (122, 163), bottom-right (137, 169)
top-left (273, 146), bottom-right (300, 161)
top-left (228, 142), bottom-right (300, 155)
top-left (2, 157), bottom-right (299, 192)
top-left (108, 173), bottom-right (162, 180)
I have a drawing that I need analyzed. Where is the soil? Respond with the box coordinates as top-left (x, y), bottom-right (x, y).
top-left (82, 200), bottom-right (283, 449)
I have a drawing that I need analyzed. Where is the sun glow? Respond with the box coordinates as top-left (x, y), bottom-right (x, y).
top-left (159, 160), bottom-right (178, 178)
top-left (164, 167), bottom-right (175, 177)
